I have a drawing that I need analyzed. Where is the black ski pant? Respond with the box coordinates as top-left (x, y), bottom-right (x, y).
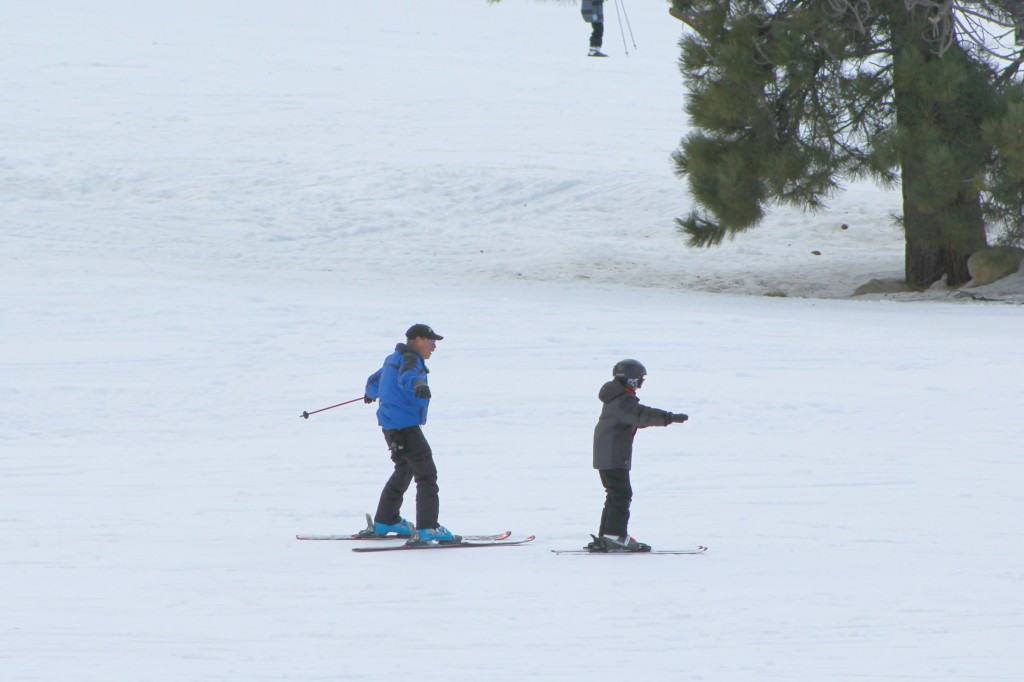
top-left (582, 0), bottom-right (605, 47)
top-left (598, 469), bottom-right (632, 537)
top-left (374, 426), bottom-right (439, 530)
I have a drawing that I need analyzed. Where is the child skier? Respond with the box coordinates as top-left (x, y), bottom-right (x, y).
top-left (590, 359), bottom-right (688, 552)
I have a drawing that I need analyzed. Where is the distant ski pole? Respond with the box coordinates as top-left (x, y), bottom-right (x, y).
top-left (300, 396), bottom-right (364, 419)
top-left (613, 0), bottom-right (629, 55)
top-left (619, 0), bottom-right (636, 49)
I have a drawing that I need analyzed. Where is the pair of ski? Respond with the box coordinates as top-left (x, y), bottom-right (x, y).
top-left (297, 515), bottom-right (706, 555)
top-left (551, 545), bottom-right (708, 555)
top-left (297, 514), bottom-right (535, 552)
top-left (551, 535), bottom-right (708, 555)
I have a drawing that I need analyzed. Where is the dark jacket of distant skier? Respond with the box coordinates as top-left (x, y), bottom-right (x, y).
top-left (365, 344), bottom-right (430, 430)
top-left (593, 380), bottom-right (673, 470)
top-left (580, 0), bottom-right (604, 23)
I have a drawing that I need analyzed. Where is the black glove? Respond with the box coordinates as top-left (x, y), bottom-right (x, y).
top-left (670, 413), bottom-right (689, 424)
top-left (363, 395), bottom-right (376, 404)
top-left (414, 384), bottom-right (431, 399)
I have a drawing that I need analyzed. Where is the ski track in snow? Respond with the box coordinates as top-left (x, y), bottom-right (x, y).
top-left (3, 2), bottom-right (1023, 681)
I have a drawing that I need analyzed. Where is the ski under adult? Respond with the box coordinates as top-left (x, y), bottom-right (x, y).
top-left (298, 530), bottom-right (511, 542)
top-left (352, 536), bottom-right (536, 553)
top-left (296, 513), bottom-right (511, 542)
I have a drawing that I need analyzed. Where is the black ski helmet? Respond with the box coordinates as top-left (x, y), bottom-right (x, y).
top-left (612, 359), bottom-right (647, 388)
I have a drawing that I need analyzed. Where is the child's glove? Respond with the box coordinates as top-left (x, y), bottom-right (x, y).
top-left (414, 384), bottom-right (431, 399)
top-left (363, 395), bottom-right (376, 404)
top-left (670, 413), bottom-right (689, 423)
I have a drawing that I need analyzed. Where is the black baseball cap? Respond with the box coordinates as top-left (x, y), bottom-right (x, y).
top-left (405, 323), bottom-right (443, 340)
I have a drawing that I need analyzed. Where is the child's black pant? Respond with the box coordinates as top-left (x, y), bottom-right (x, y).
top-left (598, 469), bottom-right (632, 537)
top-left (375, 426), bottom-right (439, 530)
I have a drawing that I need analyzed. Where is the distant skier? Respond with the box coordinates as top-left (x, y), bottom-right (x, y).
top-left (363, 324), bottom-right (458, 544)
top-left (590, 359), bottom-right (688, 551)
top-left (581, 0), bottom-right (607, 57)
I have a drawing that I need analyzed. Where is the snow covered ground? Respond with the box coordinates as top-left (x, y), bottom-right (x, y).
top-left (3, 1), bottom-right (1023, 680)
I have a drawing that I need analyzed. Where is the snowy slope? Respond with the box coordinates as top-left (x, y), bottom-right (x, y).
top-left (2, 0), bottom-right (922, 297)
top-left (3, 2), bottom-right (1023, 681)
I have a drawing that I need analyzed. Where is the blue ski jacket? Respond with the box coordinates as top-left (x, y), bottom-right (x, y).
top-left (364, 343), bottom-right (430, 430)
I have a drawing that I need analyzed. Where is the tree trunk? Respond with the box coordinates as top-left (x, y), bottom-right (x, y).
top-left (902, 175), bottom-right (987, 289)
top-left (889, 3), bottom-right (989, 289)
top-left (902, 185), bottom-right (944, 288)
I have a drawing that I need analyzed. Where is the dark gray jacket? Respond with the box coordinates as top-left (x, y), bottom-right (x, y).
top-left (581, 0), bottom-right (604, 23)
top-left (592, 380), bottom-right (672, 470)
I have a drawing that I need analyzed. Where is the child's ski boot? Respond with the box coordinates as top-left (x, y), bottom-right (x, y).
top-left (588, 48), bottom-right (609, 57)
top-left (587, 534), bottom-right (652, 552)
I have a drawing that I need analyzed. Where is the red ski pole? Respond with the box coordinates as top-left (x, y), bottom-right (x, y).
top-left (300, 396), bottom-right (365, 419)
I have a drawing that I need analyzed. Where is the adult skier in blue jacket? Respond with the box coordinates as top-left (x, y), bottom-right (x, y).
top-left (363, 324), bottom-right (457, 544)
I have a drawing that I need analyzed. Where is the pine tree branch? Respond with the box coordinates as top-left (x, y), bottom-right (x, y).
top-left (903, 0), bottom-right (1024, 56)
top-left (953, 7), bottom-right (1024, 67)
top-left (676, 212), bottom-right (732, 247)
top-left (829, 0), bottom-right (875, 35)
top-left (995, 53), bottom-right (1023, 84)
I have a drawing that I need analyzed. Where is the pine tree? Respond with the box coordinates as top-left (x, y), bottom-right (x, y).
top-left (671, 0), bottom-right (1024, 288)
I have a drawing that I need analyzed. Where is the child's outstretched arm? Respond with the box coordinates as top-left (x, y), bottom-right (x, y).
top-left (614, 395), bottom-right (683, 427)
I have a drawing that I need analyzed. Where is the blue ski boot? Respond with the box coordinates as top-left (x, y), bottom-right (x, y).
top-left (356, 514), bottom-right (413, 538)
top-left (408, 525), bottom-right (461, 545)
top-left (374, 519), bottom-right (413, 538)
